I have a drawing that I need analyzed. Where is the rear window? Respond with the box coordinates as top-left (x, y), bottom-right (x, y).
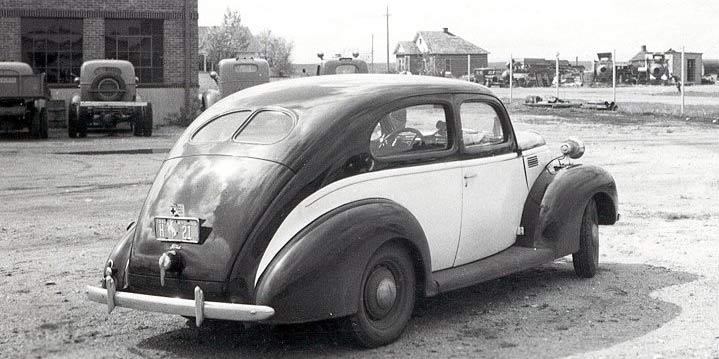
top-left (191, 111), bottom-right (251, 142)
top-left (234, 110), bottom-right (294, 144)
top-left (335, 65), bottom-right (358, 74)
top-left (234, 64), bottom-right (258, 73)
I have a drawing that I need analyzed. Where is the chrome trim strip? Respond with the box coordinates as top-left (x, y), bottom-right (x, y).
top-left (86, 285), bottom-right (275, 323)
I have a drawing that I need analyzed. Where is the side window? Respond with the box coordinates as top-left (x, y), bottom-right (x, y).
top-left (459, 102), bottom-right (505, 147)
top-left (370, 104), bottom-right (450, 158)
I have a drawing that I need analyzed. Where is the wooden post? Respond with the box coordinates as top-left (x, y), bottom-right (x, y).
top-left (385, 6), bottom-right (390, 73)
top-left (681, 46), bottom-right (685, 115)
top-left (612, 49), bottom-right (617, 103)
top-left (467, 54), bottom-right (471, 81)
top-left (555, 52), bottom-right (560, 98)
top-left (509, 53), bottom-right (513, 103)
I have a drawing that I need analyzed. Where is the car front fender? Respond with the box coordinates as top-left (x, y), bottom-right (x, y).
top-left (201, 89), bottom-right (221, 111)
top-left (518, 164), bottom-right (618, 257)
top-left (254, 199), bottom-right (433, 324)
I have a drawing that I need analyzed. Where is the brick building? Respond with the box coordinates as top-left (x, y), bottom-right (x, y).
top-left (394, 28), bottom-right (488, 77)
top-left (0, 0), bottom-right (198, 124)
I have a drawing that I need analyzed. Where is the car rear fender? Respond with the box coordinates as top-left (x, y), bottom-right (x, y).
top-left (202, 89), bottom-right (221, 111)
top-left (103, 224), bottom-right (136, 290)
top-left (254, 199), bottom-right (433, 324)
top-left (517, 164), bottom-right (618, 257)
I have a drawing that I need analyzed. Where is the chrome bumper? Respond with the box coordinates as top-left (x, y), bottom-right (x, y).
top-left (86, 276), bottom-right (274, 327)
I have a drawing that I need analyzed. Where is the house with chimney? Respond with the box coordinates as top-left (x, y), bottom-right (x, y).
top-left (394, 28), bottom-right (489, 77)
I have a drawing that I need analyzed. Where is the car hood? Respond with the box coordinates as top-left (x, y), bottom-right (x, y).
top-left (128, 155), bottom-right (294, 283)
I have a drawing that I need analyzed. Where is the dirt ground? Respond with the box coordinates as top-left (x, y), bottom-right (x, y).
top-left (1, 100), bottom-right (718, 358)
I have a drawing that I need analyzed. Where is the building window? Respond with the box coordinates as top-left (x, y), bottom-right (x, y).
top-left (21, 18), bottom-right (83, 84)
top-left (105, 19), bottom-right (164, 84)
top-left (445, 58), bottom-right (451, 73)
top-left (686, 59), bottom-right (696, 82)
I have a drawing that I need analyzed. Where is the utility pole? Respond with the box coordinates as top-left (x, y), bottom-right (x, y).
top-left (371, 34), bottom-right (374, 73)
top-left (612, 49), bottom-right (616, 103)
top-left (555, 52), bottom-right (560, 99)
top-left (385, 6), bottom-right (390, 73)
top-left (681, 46), bottom-right (685, 115)
top-left (509, 53), bottom-right (513, 103)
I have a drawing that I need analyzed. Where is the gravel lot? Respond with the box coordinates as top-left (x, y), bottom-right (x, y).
top-left (1, 100), bottom-right (718, 358)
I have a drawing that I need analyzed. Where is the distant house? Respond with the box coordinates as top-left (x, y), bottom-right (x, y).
top-left (198, 26), bottom-right (261, 72)
top-left (629, 45), bottom-right (703, 84)
top-left (394, 28), bottom-right (489, 77)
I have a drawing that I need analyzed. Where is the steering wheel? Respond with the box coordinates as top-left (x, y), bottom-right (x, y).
top-left (381, 128), bottom-right (425, 152)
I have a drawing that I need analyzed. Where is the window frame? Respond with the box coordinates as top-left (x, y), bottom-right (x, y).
top-left (105, 18), bottom-right (164, 84)
top-left (368, 94), bottom-right (458, 164)
top-left (20, 17), bottom-right (83, 85)
top-left (455, 94), bottom-right (517, 158)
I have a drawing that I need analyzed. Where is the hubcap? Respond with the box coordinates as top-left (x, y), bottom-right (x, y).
top-left (376, 277), bottom-right (397, 310)
top-left (364, 266), bottom-right (398, 320)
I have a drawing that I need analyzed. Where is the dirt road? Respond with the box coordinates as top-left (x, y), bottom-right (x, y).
top-left (1, 107), bottom-right (718, 358)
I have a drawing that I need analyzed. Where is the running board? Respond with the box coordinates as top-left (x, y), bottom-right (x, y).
top-left (432, 246), bottom-right (557, 294)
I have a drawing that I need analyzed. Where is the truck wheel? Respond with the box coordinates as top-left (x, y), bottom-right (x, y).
top-left (573, 198), bottom-right (599, 278)
top-left (344, 242), bottom-right (415, 348)
top-left (78, 108), bottom-right (88, 138)
top-left (68, 104), bottom-right (78, 138)
top-left (143, 104), bottom-right (153, 137)
top-left (39, 108), bottom-right (48, 139)
top-left (133, 108), bottom-right (144, 137)
top-left (30, 108), bottom-right (41, 138)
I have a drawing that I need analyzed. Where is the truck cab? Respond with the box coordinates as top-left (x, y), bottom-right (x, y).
top-left (201, 58), bottom-right (270, 111)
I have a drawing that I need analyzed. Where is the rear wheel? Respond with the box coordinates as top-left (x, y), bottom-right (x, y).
top-left (78, 108), bottom-right (88, 138)
top-left (68, 104), bottom-right (78, 138)
top-left (573, 198), bottom-right (599, 278)
top-left (29, 108), bottom-right (41, 138)
top-left (344, 242), bottom-right (415, 348)
top-left (39, 108), bottom-right (48, 139)
top-left (142, 104), bottom-right (153, 137)
top-left (133, 108), bottom-right (144, 137)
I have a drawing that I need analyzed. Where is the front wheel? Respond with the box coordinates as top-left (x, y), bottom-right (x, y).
top-left (68, 104), bottom-right (78, 138)
top-left (142, 103), bottom-right (153, 137)
top-left (39, 108), bottom-right (48, 139)
top-left (344, 242), bottom-right (416, 348)
top-left (573, 198), bottom-right (599, 278)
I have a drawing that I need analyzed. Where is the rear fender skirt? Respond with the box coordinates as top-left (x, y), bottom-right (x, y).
top-left (517, 164), bottom-right (618, 256)
top-left (254, 199), bottom-right (433, 324)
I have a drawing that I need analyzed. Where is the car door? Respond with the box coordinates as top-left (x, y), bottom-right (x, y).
top-left (364, 96), bottom-right (464, 271)
top-left (453, 95), bottom-right (528, 266)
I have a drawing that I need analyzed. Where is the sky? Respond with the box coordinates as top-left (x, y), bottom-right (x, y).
top-left (198, 0), bottom-right (719, 64)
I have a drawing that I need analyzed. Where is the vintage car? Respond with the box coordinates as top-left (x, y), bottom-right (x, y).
top-left (0, 62), bottom-right (50, 138)
top-left (87, 75), bottom-right (618, 347)
top-left (69, 60), bottom-right (153, 137)
top-left (201, 57), bottom-right (270, 111)
top-left (317, 57), bottom-right (369, 75)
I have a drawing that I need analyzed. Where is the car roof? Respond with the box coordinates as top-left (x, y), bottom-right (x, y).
top-left (0, 62), bottom-right (33, 75)
top-left (202, 74), bottom-right (494, 121)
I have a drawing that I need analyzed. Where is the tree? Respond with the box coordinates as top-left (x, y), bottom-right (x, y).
top-left (201, 9), bottom-right (251, 67)
top-left (257, 30), bottom-right (295, 77)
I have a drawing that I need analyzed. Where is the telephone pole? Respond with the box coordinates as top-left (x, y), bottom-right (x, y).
top-left (371, 34), bottom-right (374, 73)
top-left (385, 6), bottom-right (390, 73)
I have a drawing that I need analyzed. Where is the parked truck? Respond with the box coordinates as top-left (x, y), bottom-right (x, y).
top-left (0, 62), bottom-right (50, 139)
top-left (69, 60), bottom-right (152, 137)
top-left (201, 57), bottom-right (270, 111)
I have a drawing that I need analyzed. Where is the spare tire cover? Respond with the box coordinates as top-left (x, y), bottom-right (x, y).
top-left (90, 72), bottom-right (127, 102)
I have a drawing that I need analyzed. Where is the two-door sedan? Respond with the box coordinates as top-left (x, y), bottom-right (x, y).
top-left (87, 75), bottom-right (618, 347)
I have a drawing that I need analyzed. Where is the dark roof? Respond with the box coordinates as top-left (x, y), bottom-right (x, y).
top-left (201, 74), bottom-right (492, 121)
top-left (414, 30), bottom-right (489, 55)
top-left (394, 41), bottom-right (420, 56)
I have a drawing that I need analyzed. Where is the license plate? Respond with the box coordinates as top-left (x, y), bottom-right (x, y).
top-left (154, 216), bottom-right (200, 243)
top-left (0, 77), bottom-right (17, 84)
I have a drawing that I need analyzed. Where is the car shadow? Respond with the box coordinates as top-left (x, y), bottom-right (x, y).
top-left (135, 262), bottom-right (697, 358)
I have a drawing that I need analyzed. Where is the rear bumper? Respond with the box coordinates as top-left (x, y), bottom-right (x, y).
top-left (86, 276), bottom-right (274, 326)
top-left (80, 101), bottom-right (148, 108)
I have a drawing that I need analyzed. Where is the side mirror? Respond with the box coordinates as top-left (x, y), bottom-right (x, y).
top-left (135, 76), bottom-right (139, 83)
top-left (73, 77), bottom-right (80, 84)
top-left (210, 71), bottom-right (218, 82)
top-left (560, 138), bottom-right (585, 159)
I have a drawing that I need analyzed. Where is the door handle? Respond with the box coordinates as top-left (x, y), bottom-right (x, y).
top-left (463, 173), bottom-right (477, 179)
